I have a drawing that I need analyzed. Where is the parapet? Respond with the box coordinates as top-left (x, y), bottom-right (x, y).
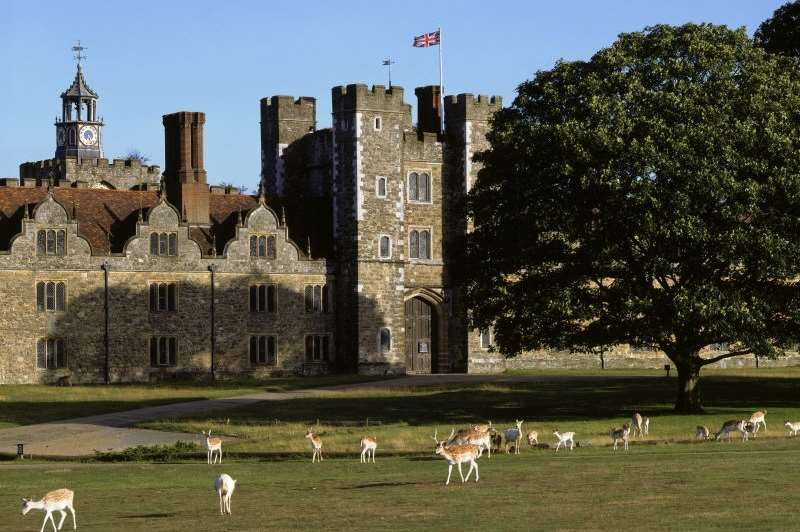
top-left (0, 178), bottom-right (19, 187)
top-left (260, 96), bottom-right (316, 123)
top-left (444, 93), bottom-right (503, 122)
top-left (332, 84), bottom-right (410, 113)
top-left (210, 185), bottom-right (241, 195)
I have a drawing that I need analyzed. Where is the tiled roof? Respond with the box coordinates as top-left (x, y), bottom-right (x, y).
top-left (0, 187), bottom-right (333, 258)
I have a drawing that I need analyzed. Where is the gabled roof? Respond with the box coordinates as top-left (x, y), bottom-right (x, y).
top-left (61, 65), bottom-right (98, 99)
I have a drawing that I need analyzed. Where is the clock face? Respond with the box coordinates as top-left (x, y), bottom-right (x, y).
top-left (57, 129), bottom-right (66, 147)
top-left (79, 125), bottom-right (98, 146)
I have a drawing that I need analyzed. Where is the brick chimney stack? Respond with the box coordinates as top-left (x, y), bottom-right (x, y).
top-left (163, 111), bottom-right (210, 225)
top-left (414, 86), bottom-right (442, 134)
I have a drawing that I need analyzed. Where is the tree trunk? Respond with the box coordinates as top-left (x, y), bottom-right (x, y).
top-left (673, 358), bottom-right (703, 414)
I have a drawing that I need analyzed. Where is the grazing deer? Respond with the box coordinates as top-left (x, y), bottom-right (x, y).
top-left (214, 474), bottom-right (236, 516)
top-left (642, 417), bottom-right (650, 436)
top-left (715, 420), bottom-right (747, 442)
top-left (491, 431), bottom-right (503, 453)
top-left (450, 423), bottom-right (495, 458)
top-left (610, 423), bottom-right (630, 451)
top-left (21, 489), bottom-right (76, 532)
top-left (360, 436), bottom-right (377, 463)
top-left (432, 429), bottom-right (481, 485)
top-left (631, 413), bottom-right (645, 438)
top-left (553, 429), bottom-right (575, 452)
top-left (305, 429), bottom-right (323, 463)
top-left (749, 410), bottom-right (767, 434)
top-left (503, 420), bottom-right (524, 454)
top-left (527, 431), bottom-right (539, 447)
top-left (696, 425), bottom-right (712, 440)
top-left (784, 420), bottom-right (800, 436)
top-left (202, 430), bottom-right (223, 464)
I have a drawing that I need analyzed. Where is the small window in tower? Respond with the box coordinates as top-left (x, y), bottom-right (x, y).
top-left (379, 236), bottom-right (391, 259)
top-left (374, 116), bottom-right (382, 131)
top-left (376, 176), bottom-right (387, 199)
top-left (379, 328), bottom-right (391, 354)
top-left (480, 329), bottom-right (493, 350)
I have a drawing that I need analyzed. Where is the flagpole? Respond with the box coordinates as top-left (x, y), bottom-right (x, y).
top-left (438, 27), bottom-right (444, 133)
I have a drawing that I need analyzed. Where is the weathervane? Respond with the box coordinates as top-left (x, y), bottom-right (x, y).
top-left (382, 58), bottom-right (395, 88)
top-left (72, 40), bottom-right (87, 65)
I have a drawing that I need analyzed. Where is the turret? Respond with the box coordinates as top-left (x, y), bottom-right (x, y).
top-left (55, 64), bottom-right (104, 160)
top-left (260, 96), bottom-right (316, 196)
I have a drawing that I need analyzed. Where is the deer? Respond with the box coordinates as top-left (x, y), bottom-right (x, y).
top-left (503, 420), bottom-right (524, 454)
top-left (749, 410), bottom-right (767, 434)
top-left (305, 428), bottom-right (323, 463)
top-left (449, 423), bottom-right (495, 458)
top-left (360, 436), bottom-right (377, 463)
top-left (631, 413), bottom-right (645, 438)
top-left (202, 430), bottom-right (223, 464)
top-left (785, 420), bottom-right (800, 436)
top-left (696, 425), bottom-right (712, 440)
top-left (715, 420), bottom-right (748, 442)
top-left (642, 417), bottom-right (650, 436)
top-left (214, 474), bottom-right (236, 516)
top-left (21, 489), bottom-right (76, 532)
top-left (610, 423), bottom-right (630, 451)
top-left (432, 428), bottom-right (481, 485)
top-left (553, 429), bottom-right (575, 452)
top-left (527, 430), bottom-right (539, 447)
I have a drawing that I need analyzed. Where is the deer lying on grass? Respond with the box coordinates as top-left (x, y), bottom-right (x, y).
top-left (785, 420), bottom-right (800, 436)
top-left (696, 425), bottom-right (712, 440)
top-left (202, 430), bottom-right (223, 465)
top-left (610, 423), bottom-right (630, 451)
top-left (433, 429), bottom-right (481, 485)
top-left (360, 436), bottom-right (377, 463)
top-left (503, 420), bottom-right (524, 454)
top-left (749, 410), bottom-right (767, 434)
top-left (215, 474), bottom-right (237, 516)
top-left (306, 429), bottom-right (323, 463)
top-left (553, 429), bottom-right (575, 452)
top-left (22, 489), bottom-right (76, 532)
top-left (449, 423), bottom-right (495, 458)
top-left (527, 431), bottom-right (539, 447)
top-left (715, 420), bottom-right (748, 442)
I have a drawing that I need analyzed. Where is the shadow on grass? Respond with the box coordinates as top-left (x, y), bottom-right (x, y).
top-left (338, 481), bottom-right (425, 490)
top-left (119, 513), bottom-right (175, 519)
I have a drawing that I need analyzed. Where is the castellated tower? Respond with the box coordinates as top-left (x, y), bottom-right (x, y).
top-left (162, 111), bottom-right (210, 225)
top-left (443, 93), bottom-right (502, 366)
top-left (332, 84), bottom-right (413, 373)
top-left (260, 96), bottom-right (317, 196)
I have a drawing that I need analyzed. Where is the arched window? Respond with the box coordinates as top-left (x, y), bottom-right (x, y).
top-left (408, 172), bottom-right (419, 201)
top-left (149, 282), bottom-right (177, 312)
top-left (249, 235), bottom-right (258, 256)
top-left (379, 328), bottom-right (391, 354)
top-left (419, 230), bottom-right (430, 259)
top-left (46, 230), bottom-right (56, 253)
top-left (37, 281), bottom-right (66, 311)
top-left (37, 338), bottom-right (66, 369)
top-left (480, 329), bottom-right (493, 349)
top-left (266, 236), bottom-right (276, 259)
top-left (150, 232), bottom-right (177, 256)
top-left (250, 234), bottom-right (276, 258)
top-left (305, 284), bottom-right (330, 313)
top-left (379, 236), bottom-right (391, 258)
top-left (408, 172), bottom-right (431, 203)
top-left (419, 173), bottom-right (431, 202)
top-left (258, 236), bottom-right (267, 257)
top-left (376, 176), bottom-right (387, 198)
top-left (410, 230), bottom-right (419, 259)
top-left (150, 233), bottom-right (159, 254)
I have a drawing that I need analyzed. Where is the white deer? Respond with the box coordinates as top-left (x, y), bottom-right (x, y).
top-left (22, 489), bottom-right (76, 532)
top-left (696, 425), bottom-right (712, 440)
top-left (214, 474), bottom-right (236, 516)
top-left (503, 420), bottom-right (524, 454)
top-left (553, 429), bottom-right (575, 452)
top-left (360, 436), bottom-right (377, 463)
top-left (610, 423), bottom-right (630, 451)
top-left (306, 429), bottom-right (323, 463)
top-left (631, 413), bottom-right (645, 438)
top-left (432, 429), bottom-right (481, 485)
top-left (527, 431), bottom-right (539, 447)
top-left (202, 430), bottom-right (223, 464)
top-left (642, 417), bottom-right (650, 436)
top-left (785, 420), bottom-right (800, 436)
top-left (749, 410), bottom-right (767, 434)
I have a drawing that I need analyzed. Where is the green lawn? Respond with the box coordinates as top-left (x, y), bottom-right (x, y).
top-left (0, 375), bottom-right (384, 428)
top-left (4, 440), bottom-right (800, 531)
top-left (139, 371), bottom-right (800, 455)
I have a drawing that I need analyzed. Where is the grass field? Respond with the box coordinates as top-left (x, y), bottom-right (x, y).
top-left (139, 370), bottom-right (800, 455)
top-left (0, 375), bottom-right (382, 428)
top-left (3, 440), bottom-right (800, 531)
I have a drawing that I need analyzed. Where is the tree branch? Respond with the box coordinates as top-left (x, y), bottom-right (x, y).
top-left (700, 348), bottom-right (753, 366)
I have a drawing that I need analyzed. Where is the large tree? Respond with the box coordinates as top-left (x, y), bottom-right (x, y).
top-left (755, 1), bottom-right (800, 57)
top-left (464, 24), bottom-right (800, 413)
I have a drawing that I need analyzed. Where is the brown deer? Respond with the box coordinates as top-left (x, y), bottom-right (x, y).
top-left (432, 429), bottom-right (481, 485)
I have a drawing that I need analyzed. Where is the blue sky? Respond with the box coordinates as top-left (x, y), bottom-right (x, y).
top-left (0, 1), bottom-right (786, 191)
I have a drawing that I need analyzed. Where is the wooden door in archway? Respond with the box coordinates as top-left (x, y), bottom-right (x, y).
top-left (405, 297), bottom-right (435, 373)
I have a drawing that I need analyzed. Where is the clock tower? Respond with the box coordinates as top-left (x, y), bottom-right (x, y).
top-left (55, 62), bottom-right (103, 160)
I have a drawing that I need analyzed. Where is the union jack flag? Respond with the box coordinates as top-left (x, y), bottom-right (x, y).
top-left (413, 31), bottom-right (440, 48)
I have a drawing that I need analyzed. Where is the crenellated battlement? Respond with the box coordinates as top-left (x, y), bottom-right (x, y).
top-left (260, 96), bottom-right (316, 122)
top-left (332, 84), bottom-right (409, 113)
top-left (444, 93), bottom-right (503, 123)
top-left (74, 158), bottom-right (161, 173)
top-left (19, 156), bottom-right (161, 190)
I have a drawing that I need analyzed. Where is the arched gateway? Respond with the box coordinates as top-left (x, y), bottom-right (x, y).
top-left (405, 296), bottom-right (437, 373)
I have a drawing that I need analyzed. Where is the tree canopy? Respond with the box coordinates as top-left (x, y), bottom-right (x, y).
top-left (755, 1), bottom-right (800, 58)
top-left (464, 24), bottom-right (800, 412)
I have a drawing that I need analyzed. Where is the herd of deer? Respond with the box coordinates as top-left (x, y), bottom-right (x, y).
top-left (21, 410), bottom-right (800, 529)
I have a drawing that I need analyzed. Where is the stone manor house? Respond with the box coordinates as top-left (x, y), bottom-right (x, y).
top-left (0, 64), bottom-right (509, 383)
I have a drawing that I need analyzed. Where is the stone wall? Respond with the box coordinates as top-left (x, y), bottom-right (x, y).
top-left (20, 157), bottom-right (161, 190)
